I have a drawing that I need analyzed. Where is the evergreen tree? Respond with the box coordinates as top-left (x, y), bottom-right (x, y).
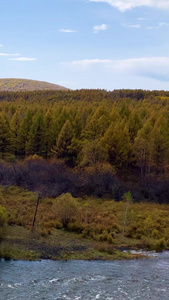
top-left (152, 115), bottom-right (169, 170)
top-left (82, 105), bottom-right (110, 140)
top-left (0, 113), bottom-right (11, 158)
top-left (134, 121), bottom-right (154, 175)
top-left (53, 120), bottom-right (74, 164)
top-left (101, 121), bottom-right (131, 168)
top-left (44, 110), bottom-right (55, 158)
top-left (26, 111), bottom-right (46, 157)
top-left (73, 113), bottom-right (84, 139)
top-left (53, 107), bottom-right (69, 140)
top-left (80, 139), bottom-right (108, 166)
top-left (17, 109), bottom-right (32, 157)
top-left (128, 112), bottom-right (142, 143)
top-left (119, 103), bottom-right (130, 119)
top-left (10, 111), bottom-right (21, 157)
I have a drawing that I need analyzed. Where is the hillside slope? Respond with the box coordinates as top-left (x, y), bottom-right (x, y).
top-left (0, 78), bottom-right (69, 91)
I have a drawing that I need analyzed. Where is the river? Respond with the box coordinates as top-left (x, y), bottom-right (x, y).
top-left (0, 251), bottom-right (169, 300)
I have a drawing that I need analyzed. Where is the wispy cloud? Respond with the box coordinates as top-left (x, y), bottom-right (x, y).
top-left (147, 22), bottom-right (169, 30)
top-left (130, 24), bottom-right (141, 28)
top-left (69, 58), bottom-right (112, 66)
top-left (59, 29), bottom-right (77, 33)
top-left (93, 24), bottom-right (107, 33)
top-left (63, 57), bottom-right (169, 82)
top-left (0, 44), bottom-right (4, 47)
top-left (0, 53), bottom-right (19, 56)
top-left (9, 57), bottom-right (37, 61)
top-left (89, 0), bottom-right (169, 12)
top-left (122, 24), bottom-right (141, 29)
top-left (159, 22), bottom-right (169, 27)
top-left (147, 26), bottom-right (159, 30)
top-left (137, 18), bottom-right (145, 21)
top-left (0, 46), bottom-right (37, 62)
top-left (57, 80), bottom-right (72, 86)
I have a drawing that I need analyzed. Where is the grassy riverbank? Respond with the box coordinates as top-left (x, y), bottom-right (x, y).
top-left (0, 185), bottom-right (169, 261)
top-left (0, 225), bottom-right (148, 261)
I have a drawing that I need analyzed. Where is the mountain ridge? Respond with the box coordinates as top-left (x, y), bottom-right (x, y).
top-left (0, 78), bottom-right (69, 92)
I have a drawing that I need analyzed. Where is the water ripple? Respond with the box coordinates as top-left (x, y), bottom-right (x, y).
top-left (1, 252), bottom-right (169, 300)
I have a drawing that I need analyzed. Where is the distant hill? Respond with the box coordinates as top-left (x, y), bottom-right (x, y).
top-left (0, 78), bottom-right (69, 92)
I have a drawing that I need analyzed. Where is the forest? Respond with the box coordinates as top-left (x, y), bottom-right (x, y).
top-left (0, 89), bottom-right (169, 203)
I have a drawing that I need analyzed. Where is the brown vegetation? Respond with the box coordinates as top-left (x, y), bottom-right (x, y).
top-left (1, 185), bottom-right (169, 255)
top-left (0, 78), bottom-right (68, 92)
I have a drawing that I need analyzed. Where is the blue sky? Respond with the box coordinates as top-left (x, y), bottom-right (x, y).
top-left (1, 0), bottom-right (169, 90)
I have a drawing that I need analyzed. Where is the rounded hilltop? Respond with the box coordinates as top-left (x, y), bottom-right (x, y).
top-left (0, 78), bottom-right (69, 92)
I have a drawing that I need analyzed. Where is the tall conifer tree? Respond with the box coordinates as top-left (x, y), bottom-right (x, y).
top-left (17, 109), bottom-right (32, 157)
top-left (10, 111), bottom-right (21, 157)
top-left (0, 113), bottom-right (11, 158)
top-left (26, 111), bottom-right (46, 157)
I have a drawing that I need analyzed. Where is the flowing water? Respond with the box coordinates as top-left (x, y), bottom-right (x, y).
top-left (1, 252), bottom-right (169, 300)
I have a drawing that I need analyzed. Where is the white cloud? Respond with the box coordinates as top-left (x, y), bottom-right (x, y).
top-left (122, 23), bottom-right (141, 29)
top-left (130, 24), bottom-right (141, 28)
top-left (114, 57), bottom-right (169, 80)
top-left (0, 53), bottom-right (10, 56)
top-left (0, 45), bottom-right (4, 47)
top-left (93, 23), bottom-right (107, 33)
top-left (62, 59), bottom-right (112, 70)
top-left (64, 57), bottom-right (169, 81)
top-left (70, 58), bottom-right (112, 66)
top-left (0, 53), bottom-right (19, 56)
top-left (137, 18), bottom-right (145, 21)
top-left (89, 0), bottom-right (169, 12)
top-left (9, 57), bottom-right (37, 61)
top-left (59, 29), bottom-right (77, 33)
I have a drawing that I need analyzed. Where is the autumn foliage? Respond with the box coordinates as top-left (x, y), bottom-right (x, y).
top-left (0, 89), bottom-right (169, 202)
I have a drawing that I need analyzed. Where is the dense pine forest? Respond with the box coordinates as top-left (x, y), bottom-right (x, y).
top-left (0, 88), bottom-right (169, 203)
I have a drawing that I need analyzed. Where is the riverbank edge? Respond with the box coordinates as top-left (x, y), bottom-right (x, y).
top-left (0, 245), bottom-right (150, 261)
top-left (0, 225), bottom-right (152, 261)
